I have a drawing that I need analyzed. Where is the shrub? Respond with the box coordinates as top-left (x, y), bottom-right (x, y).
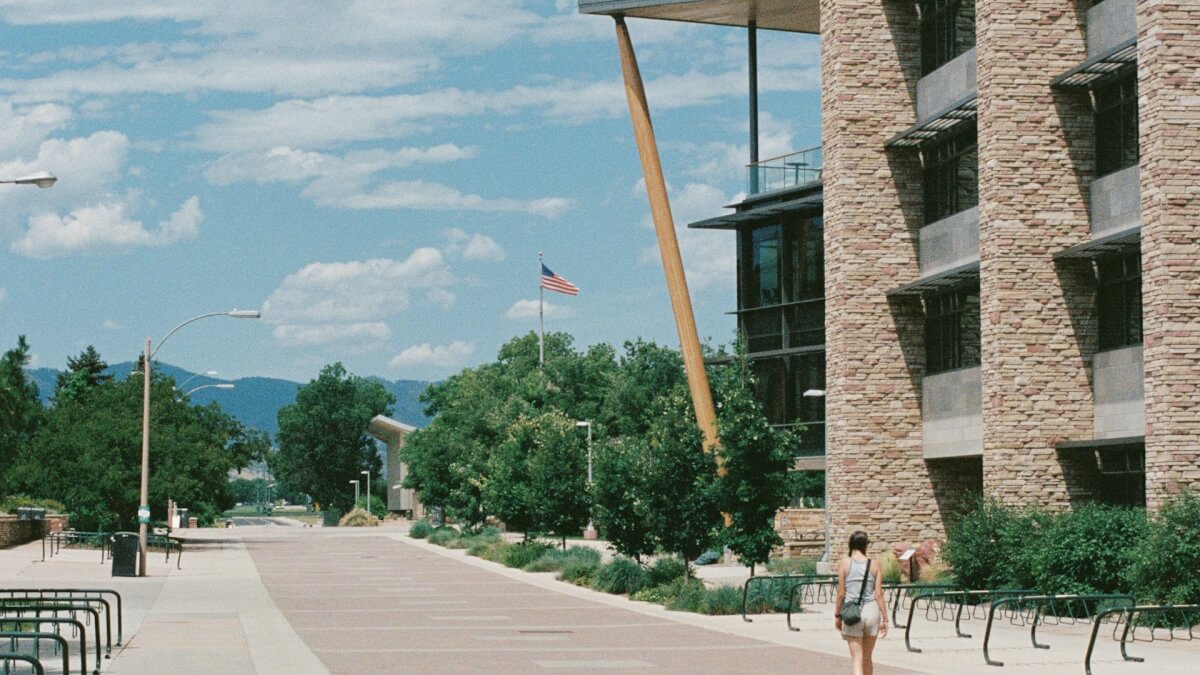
top-left (593, 557), bottom-right (648, 595)
top-left (765, 557), bottom-right (818, 576)
top-left (942, 498), bottom-right (1043, 590)
top-left (647, 556), bottom-right (687, 587)
top-left (408, 519), bottom-right (433, 539)
top-left (337, 508), bottom-right (379, 527)
top-left (1129, 490), bottom-right (1200, 604)
top-left (0, 495), bottom-right (67, 514)
top-left (663, 578), bottom-right (708, 612)
top-left (742, 577), bottom-right (795, 614)
top-left (559, 557), bottom-right (599, 586)
top-left (879, 553), bottom-right (902, 584)
top-left (1027, 504), bottom-right (1146, 595)
top-left (630, 584), bottom-right (675, 604)
top-left (527, 546), bottom-right (601, 573)
top-left (693, 549), bottom-right (721, 566)
top-left (427, 527), bottom-right (461, 547)
top-left (701, 585), bottom-right (744, 615)
top-left (469, 541), bottom-right (509, 562)
top-left (502, 542), bottom-right (553, 569)
top-left (458, 528), bottom-right (502, 551)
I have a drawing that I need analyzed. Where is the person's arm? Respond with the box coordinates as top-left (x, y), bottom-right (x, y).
top-left (834, 559), bottom-right (847, 630)
top-left (874, 559), bottom-right (888, 637)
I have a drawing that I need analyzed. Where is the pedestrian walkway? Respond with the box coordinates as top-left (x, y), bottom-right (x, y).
top-left (1, 524), bottom-right (1196, 674)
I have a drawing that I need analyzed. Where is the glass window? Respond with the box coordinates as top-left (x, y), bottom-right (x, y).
top-left (1097, 250), bottom-right (1142, 350)
top-left (923, 123), bottom-right (978, 224)
top-left (752, 357), bottom-right (788, 425)
top-left (748, 225), bottom-right (782, 308)
top-left (1095, 72), bottom-right (1139, 177)
top-left (920, 0), bottom-right (976, 75)
top-left (925, 284), bottom-right (980, 374)
top-left (742, 307), bottom-right (783, 353)
top-left (747, 352), bottom-right (827, 456)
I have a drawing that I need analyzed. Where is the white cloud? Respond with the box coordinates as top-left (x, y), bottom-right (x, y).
top-left (0, 101), bottom-right (72, 156)
top-left (389, 341), bottom-right (474, 369)
top-left (204, 143), bottom-right (477, 186)
top-left (273, 321), bottom-right (391, 347)
top-left (11, 195), bottom-right (201, 259)
top-left (305, 178), bottom-right (572, 219)
top-left (638, 183), bottom-right (736, 290)
top-left (0, 288), bottom-right (6, 304)
top-left (102, 318), bottom-right (123, 330)
top-left (505, 298), bottom-right (576, 320)
top-left (443, 228), bottom-right (505, 262)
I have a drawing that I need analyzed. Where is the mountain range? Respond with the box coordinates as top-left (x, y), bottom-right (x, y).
top-left (25, 362), bottom-right (430, 437)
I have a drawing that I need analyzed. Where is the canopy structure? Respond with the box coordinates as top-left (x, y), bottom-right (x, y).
top-left (578, 0), bottom-right (819, 33)
top-left (366, 415), bottom-right (420, 515)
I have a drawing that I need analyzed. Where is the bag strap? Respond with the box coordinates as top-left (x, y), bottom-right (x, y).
top-left (855, 559), bottom-right (871, 606)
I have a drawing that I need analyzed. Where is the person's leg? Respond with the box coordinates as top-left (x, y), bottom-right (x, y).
top-left (845, 636), bottom-right (865, 675)
top-left (861, 635), bottom-right (877, 675)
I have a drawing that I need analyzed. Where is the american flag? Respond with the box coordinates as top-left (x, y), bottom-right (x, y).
top-left (541, 264), bottom-right (579, 296)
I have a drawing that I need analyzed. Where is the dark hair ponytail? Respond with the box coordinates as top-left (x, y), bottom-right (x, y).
top-left (848, 530), bottom-right (869, 554)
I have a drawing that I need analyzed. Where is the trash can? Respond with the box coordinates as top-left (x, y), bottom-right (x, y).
top-left (177, 508), bottom-right (189, 528)
top-left (111, 532), bottom-right (139, 577)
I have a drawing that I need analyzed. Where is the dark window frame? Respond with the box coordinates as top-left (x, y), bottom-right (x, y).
top-left (738, 213), bottom-right (825, 353)
top-left (924, 283), bottom-right (980, 374)
top-left (1096, 249), bottom-right (1142, 350)
top-left (920, 0), bottom-right (976, 75)
top-left (750, 352), bottom-right (826, 456)
top-left (922, 123), bottom-right (979, 224)
top-left (1094, 72), bottom-right (1139, 177)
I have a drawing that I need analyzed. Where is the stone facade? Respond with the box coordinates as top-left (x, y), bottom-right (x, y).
top-left (821, 0), bottom-right (937, 552)
top-left (1138, 0), bottom-right (1200, 508)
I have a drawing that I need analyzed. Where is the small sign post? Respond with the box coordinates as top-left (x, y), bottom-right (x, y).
top-left (137, 505), bottom-right (151, 525)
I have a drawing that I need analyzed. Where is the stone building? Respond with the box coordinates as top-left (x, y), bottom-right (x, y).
top-left (579, 0), bottom-right (1199, 550)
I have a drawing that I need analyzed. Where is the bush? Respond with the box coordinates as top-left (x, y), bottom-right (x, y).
top-left (525, 546), bottom-right (601, 573)
top-left (469, 541), bottom-right (509, 562)
top-left (559, 557), bottom-right (599, 586)
top-left (593, 557), bottom-right (648, 595)
top-left (879, 553), bottom-right (902, 584)
top-left (1027, 504), bottom-right (1146, 595)
top-left (943, 498), bottom-right (1044, 590)
top-left (1129, 490), bottom-right (1200, 604)
top-left (648, 556), bottom-right (687, 587)
top-left (0, 495), bottom-right (67, 514)
top-left (765, 557), bottom-right (817, 576)
top-left (337, 508), bottom-right (379, 527)
top-left (742, 577), bottom-right (795, 614)
top-left (664, 578), bottom-right (708, 612)
top-left (630, 583), bottom-right (675, 604)
top-left (427, 527), bottom-right (461, 547)
top-left (701, 585), bottom-right (744, 615)
top-left (409, 519), bottom-right (433, 539)
top-left (502, 542), bottom-right (553, 569)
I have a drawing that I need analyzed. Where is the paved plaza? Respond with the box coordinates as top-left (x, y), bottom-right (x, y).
top-left (1, 522), bottom-right (1197, 674)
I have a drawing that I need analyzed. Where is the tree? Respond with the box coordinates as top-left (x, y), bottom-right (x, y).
top-left (711, 354), bottom-right (801, 573)
top-left (0, 336), bottom-right (43, 492)
top-left (54, 345), bottom-right (112, 405)
top-left (271, 363), bottom-right (394, 512)
top-left (526, 412), bottom-right (589, 547)
top-left (592, 437), bottom-right (656, 561)
top-left (601, 339), bottom-right (686, 438)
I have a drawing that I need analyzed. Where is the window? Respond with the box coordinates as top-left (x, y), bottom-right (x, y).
top-left (920, 0), bottom-right (976, 75)
top-left (750, 352), bottom-right (826, 456)
top-left (739, 214), bottom-right (825, 353)
top-left (1095, 72), bottom-right (1139, 177)
top-left (925, 284), bottom-right (980, 374)
top-left (747, 225), bottom-right (782, 308)
top-left (923, 123), bottom-right (978, 224)
top-left (1097, 250), bottom-right (1142, 350)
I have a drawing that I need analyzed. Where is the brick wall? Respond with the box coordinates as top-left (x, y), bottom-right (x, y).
top-left (1139, 0), bottom-right (1200, 508)
top-left (976, 0), bottom-right (1099, 509)
top-left (0, 514), bottom-right (69, 548)
top-left (821, 0), bottom-right (938, 552)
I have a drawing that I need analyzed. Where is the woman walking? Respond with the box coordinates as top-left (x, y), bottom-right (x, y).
top-left (834, 531), bottom-right (888, 675)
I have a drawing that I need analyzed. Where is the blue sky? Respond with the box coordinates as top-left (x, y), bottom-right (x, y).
top-left (0, 1), bottom-right (821, 383)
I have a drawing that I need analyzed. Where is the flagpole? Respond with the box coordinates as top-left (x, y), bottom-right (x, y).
top-left (538, 251), bottom-right (545, 366)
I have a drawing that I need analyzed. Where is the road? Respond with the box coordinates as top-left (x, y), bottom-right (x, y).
top-left (243, 530), bottom-right (900, 674)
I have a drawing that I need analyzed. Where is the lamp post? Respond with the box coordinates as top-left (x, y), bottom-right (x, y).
top-left (349, 480), bottom-right (360, 511)
top-left (803, 388), bottom-right (830, 568)
top-left (0, 171), bottom-right (57, 188)
top-left (575, 421), bottom-right (596, 539)
top-left (138, 309), bottom-right (260, 577)
top-left (178, 370), bottom-right (218, 391)
top-left (183, 383), bottom-right (234, 396)
top-left (361, 470), bottom-right (371, 515)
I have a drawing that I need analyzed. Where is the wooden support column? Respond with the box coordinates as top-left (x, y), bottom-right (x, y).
top-left (613, 16), bottom-right (719, 451)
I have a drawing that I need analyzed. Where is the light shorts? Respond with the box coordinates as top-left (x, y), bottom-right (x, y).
top-left (841, 601), bottom-right (882, 638)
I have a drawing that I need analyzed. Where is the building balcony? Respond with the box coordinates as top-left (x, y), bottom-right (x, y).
top-left (1088, 0), bottom-right (1136, 58)
top-left (747, 146), bottom-right (822, 196)
top-left (922, 365), bottom-right (983, 459)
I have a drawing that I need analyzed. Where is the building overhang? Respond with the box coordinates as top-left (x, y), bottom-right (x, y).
top-left (689, 184), bottom-right (823, 230)
top-left (367, 415), bottom-right (417, 446)
top-left (1051, 38), bottom-right (1137, 89)
top-left (886, 261), bottom-right (980, 298)
top-left (1052, 226), bottom-right (1139, 261)
top-left (1055, 435), bottom-right (1145, 474)
top-left (1055, 435), bottom-right (1144, 451)
top-left (577, 0), bottom-right (819, 34)
top-left (885, 95), bottom-right (977, 150)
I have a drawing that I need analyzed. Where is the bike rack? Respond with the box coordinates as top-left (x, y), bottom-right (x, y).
top-left (0, 617), bottom-right (88, 675)
top-left (740, 573), bottom-right (835, 622)
top-left (0, 590), bottom-right (122, 649)
top-left (783, 580), bottom-right (958, 631)
top-left (904, 588), bottom-right (1035, 653)
top-left (0, 652), bottom-right (43, 675)
top-left (1085, 603), bottom-right (1200, 675)
top-left (0, 604), bottom-right (104, 671)
top-left (0, 631), bottom-right (69, 674)
top-left (981, 593), bottom-right (1133, 666)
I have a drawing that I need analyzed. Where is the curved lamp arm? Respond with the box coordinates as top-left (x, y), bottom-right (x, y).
top-left (151, 309), bottom-right (260, 360)
top-left (184, 383), bottom-right (234, 396)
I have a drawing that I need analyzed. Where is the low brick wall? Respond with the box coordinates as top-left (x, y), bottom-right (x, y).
top-left (0, 514), bottom-right (70, 548)
top-left (774, 508), bottom-right (825, 558)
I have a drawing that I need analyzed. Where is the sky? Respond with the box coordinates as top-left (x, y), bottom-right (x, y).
top-left (0, 1), bottom-right (821, 383)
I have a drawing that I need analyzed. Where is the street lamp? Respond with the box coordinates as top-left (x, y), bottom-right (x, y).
top-left (575, 421), bottom-right (596, 539)
top-left (349, 480), bottom-right (360, 511)
top-left (183, 383), bottom-right (234, 396)
top-left (803, 389), bottom-right (830, 567)
top-left (178, 370), bottom-right (218, 390)
top-left (137, 309), bottom-right (261, 577)
top-left (0, 171), bottom-right (57, 188)
top-left (361, 470), bottom-right (371, 514)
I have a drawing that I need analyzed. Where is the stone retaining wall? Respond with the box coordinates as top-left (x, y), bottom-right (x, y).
top-left (0, 514), bottom-right (70, 549)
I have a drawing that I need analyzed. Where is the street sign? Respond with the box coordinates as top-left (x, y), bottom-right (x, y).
top-left (137, 505), bottom-right (151, 524)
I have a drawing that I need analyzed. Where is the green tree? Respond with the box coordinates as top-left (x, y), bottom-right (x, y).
top-left (592, 437), bottom-right (656, 561)
top-left (526, 412), bottom-right (589, 547)
top-left (601, 339), bottom-right (685, 438)
top-left (53, 345), bottom-right (112, 405)
top-left (271, 363), bottom-right (394, 512)
top-left (0, 336), bottom-right (43, 492)
top-left (711, 356), bottom-right (801, 573)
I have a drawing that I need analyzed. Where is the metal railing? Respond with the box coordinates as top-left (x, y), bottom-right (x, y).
top-left (0, 618), bottom-right (87, 675)
top-left (981, 593), bottom-right (1134, 667)
top-left (0, 604), bottom-right (104, 672)
top-left (0, 652), bottom-right (43, 675)
top-left (1085, 604), bottom-right (1200, 675)
top-left (741, 573), bottom-right (835, 622)
top-left (904, 589), bottom-right (1036, 653)
top-left (43, 532), bottom-right (109, 563)
top-left (747, 146), bottom-right (822, 195)
top-left (0, 632), bottom-right (68, 674)
top-left (784, 580), bottom-right (957, 631)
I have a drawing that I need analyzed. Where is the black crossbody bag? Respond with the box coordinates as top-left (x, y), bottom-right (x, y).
top-left (840, 559), bottom-right (871, 626)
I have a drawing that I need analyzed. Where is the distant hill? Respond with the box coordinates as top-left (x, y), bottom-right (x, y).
top-left (25, 362), bottom-right (430, 438)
